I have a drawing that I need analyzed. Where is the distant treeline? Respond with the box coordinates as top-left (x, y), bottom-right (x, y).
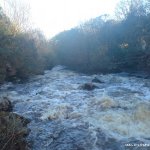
top-left (50, 0), bottom-right (150, 74)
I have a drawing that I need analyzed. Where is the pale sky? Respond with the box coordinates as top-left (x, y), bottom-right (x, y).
top-left (1, 0), bottom-right (120, 38)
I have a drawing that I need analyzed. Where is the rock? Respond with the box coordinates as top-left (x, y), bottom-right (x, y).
top-left (80, 83), bottom-right (98, 91)
top-left (0, 97), bottom-right (12, 112)
top-left (0, 97), bottom-right (30, 150)
top-left (92, 77), bottom-right (104, 83)
top-left (0, 111), bottom-right (30, 150)
top-left (6, 63), bottom-right (16, 77)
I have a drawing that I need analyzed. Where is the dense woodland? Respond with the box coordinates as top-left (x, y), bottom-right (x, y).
top-left (51, 0), bottom-right (150, 73)
top-left (0, 0), bottom-right (150, 84)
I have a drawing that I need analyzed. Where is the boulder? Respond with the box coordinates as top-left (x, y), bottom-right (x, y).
top-left (80, 83), bottom-right (98, 91)
top-left (0, 97), bottom-right (12, 112)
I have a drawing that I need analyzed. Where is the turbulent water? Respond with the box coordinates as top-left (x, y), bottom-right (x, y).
top-left (0, 66), bottom-right (150, 150)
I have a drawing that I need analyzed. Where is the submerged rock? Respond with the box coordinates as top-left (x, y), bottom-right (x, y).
top-left (92, 77), bottom-right (104, 83)
top-left (0, 97), bottom-right (12, 112)
top-left (80, 83), bottom-right (98, 91)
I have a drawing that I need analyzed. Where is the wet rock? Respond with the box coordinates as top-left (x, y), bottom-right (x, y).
top-left (0, 111), bottom-right (30, 150)
top-left (80, 83), bottom-right (98, 91)
top-left (92, 77), bottom-right (104, 83)
top-left (0, 97), bottom-right (12, 112)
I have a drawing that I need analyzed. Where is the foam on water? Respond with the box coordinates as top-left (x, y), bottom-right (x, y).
top-left (91, 96), bottom-right (118, 109)
top-left (41, 103), bottom-right (72, 120)
top-left (1, 66), bottom-right (150, 149)
top-left (86, 98), bottom-right (150, 140)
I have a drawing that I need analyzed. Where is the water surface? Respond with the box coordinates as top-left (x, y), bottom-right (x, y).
top-left (1, 66), bottom-right (150, 150)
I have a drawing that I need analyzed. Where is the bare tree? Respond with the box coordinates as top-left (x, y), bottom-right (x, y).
top-left (2, 0), bottom-right (31, 33)
top-left (115, 0), bottom-right (150, 20)
top-left (115, 0), bottom-right (131, 20)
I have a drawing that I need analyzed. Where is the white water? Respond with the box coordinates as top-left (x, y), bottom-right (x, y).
top-left (0, 66), bottom-right (150, 150)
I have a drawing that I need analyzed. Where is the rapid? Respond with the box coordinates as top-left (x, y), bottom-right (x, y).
top-left (0, 66), bottom-right (150, 150)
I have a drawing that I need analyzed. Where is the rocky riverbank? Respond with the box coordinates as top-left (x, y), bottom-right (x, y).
top-left (0, 97), bottom-right (30, 150)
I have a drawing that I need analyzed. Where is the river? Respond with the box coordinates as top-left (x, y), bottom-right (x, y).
top-left (0, 66), bottom-right (150, 150)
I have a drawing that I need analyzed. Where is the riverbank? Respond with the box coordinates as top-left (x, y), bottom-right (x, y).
top-left (0, 97), bottom-right (30, 150)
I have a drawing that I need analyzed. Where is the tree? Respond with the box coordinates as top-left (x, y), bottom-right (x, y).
top-left (2, 0), bottom-right (31, 34)
top-left (115, 0), bottom-right (150, 20)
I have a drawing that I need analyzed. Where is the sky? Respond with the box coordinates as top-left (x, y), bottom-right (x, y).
top-left (1, 0), bottom-right (120, 38)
